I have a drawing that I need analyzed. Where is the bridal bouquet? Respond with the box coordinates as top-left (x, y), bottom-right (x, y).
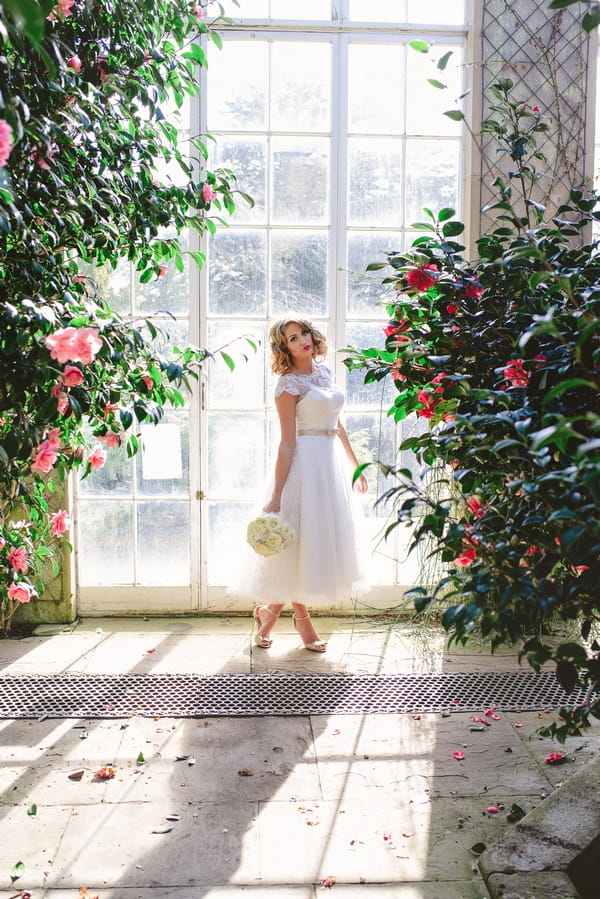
top-left (246, 515), bottom-right (295, 557)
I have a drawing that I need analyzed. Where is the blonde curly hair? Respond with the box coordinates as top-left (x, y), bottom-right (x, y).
top-left (269, 318), bottom-right (328, 375)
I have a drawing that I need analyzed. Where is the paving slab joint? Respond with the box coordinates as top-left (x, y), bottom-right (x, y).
top-left (479, 754), bottom-right (600, 899)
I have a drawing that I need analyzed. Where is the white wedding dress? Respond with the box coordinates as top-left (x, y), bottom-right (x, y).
top-left (231, 363), bottom-right (368, 606)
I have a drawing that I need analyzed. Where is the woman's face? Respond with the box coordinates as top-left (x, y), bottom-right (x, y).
top-left (283, 322), bottom-right (313, 365)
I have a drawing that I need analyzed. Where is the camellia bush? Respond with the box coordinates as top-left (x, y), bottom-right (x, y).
top-left (345, 79), bottom-right (600, 740)
top-left (0, 0), bottom-right (248, 633)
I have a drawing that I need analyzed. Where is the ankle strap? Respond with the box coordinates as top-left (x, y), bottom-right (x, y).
top-left (294, 614), bottom-right (310, 621)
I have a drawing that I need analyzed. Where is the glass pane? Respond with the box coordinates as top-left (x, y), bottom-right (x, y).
top-left (271, 42), bottom-right (331, 132)
top-left (407, 0), bottom-right (465, 25)
top-left (271, 137), bottom-right (329, 224)
top-left (77, 501), bottom-right (134, 585)
top-left (91, 259), bottom-right (131, 315)
top-left (348, 137), bottom-right (403, 226)
top-left (138, 501), bottom-right (190, 585)
top-left (78, 442), bottom-right (132, 497)
top-left (345, 409), bottom-right (397, 498)
top-left (213, 137), bottom-right (267, 224)
top-left (344, 320), bottom-right (395, 408)
top-left (208, 319), bottom-right (266, 410)
top-left (208, 412), bottom-right (266, 498)
top-left (405, 140), bottom-right (460, 224)
top-left (208, 501), bottom-right (253, 584)
top-left (271, 0), bottom-right (331, 18)
top-left (348, 0), bottom-right (405, 20)
top-left (348, 44), bottom-right (404, 134)
top-left (207, 41), bottom-right (268, 131)
top-left (135, 264), bottom-right (189, 317)
top-left (271, 230), bottom-right (328, 316)
top-left (406, 46), bottom-right (463, 136)
top-left (230, 0), bottom-right (268, 15)
top-left (208, 230), bottom-right (267, 315)
top-left (347, 230), bottom-right (403, 316)
top-left (137, 416), bottom-right (189, 497)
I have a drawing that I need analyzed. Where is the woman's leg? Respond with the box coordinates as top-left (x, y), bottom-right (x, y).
top-left (254, 603), bottom-right (284, 645)
top-left (292, 602), bottom-right (326, 650)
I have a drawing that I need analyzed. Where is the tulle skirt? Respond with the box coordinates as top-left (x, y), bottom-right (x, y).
top-left (228, 436), bottom-right (369, 607)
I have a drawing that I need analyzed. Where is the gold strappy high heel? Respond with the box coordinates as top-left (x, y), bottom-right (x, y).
top-left (293, 614), bottom-right (327, 653)
top-left (253, 606), bottom-right (279, 649)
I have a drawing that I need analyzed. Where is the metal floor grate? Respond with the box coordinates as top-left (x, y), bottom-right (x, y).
top-left (0, 670), bottom-right (590, 718)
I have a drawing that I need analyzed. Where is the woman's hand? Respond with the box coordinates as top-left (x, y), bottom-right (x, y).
top-left (354, 473), bottom-right (368, 494)
top-left (263, 496), bottom-right (281, 513)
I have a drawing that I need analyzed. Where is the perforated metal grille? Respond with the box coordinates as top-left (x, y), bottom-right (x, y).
top-left (0, 671), bottom-right (590, 718)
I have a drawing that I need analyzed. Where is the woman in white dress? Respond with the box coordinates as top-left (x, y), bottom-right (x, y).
top-left (250, 317), bottom-right (368, 652)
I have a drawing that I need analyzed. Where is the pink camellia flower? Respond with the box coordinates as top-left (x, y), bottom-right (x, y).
top-left (202, 182), bottom-right (217, 204)
top-left (48, 0), bottom-right (75, 20)
top-left (88, 445), bottom-right (107, 470)
top-left (141, 374), bottom-right (154, 390)
top-left (67, 55), bottom-right (82, 73)
top-left (467, 496), bottom-right (485, 518)
top-left (416, 389), bottom-right (441, 419)
top-left (391, 360), bottom-right (407, 382)
top-left (31, 440), bottom-right (59, 474)
top-left (100, 431), bottom-right (121, 449)
top-left (192, 1), bottom-right (205, 19)
top-left (503, 359), bottom-right (529, 387)
top-left (406, 263), bottom-right (438, 292)
top-left (452, 545), bottom-right (477, 566)
top-left (8, 582), bottom-right (36, 604)
top-left (8, 545), bottom-right (28, 574)
top-left (50, 509), bottom-right (70, 537)
top-left (453, 751), bottom-right (465, 760)
top-left (532, 105), bottom-right (541, 114)
top-left (61, 365), bottom-right (85, 387)
top-left (157, 264), bottom-right (168, 278)
top-left (0, 537), bottom-right (5, 551)
top-left (46, 326), bottom-right (102, 365)
top-left (0, 119), bottom-right (13, 167)
top-left (45, 428), bottom-right (61, 450)
top-left (57, 392), bottom-right (69, 414)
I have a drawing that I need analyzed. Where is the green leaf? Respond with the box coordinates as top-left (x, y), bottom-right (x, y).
top-left (437, 50), bottom-right (453, 71)
top-left (11, 861), bottom-right (24, 882)
top-left (444, 109), bottom-right (465, 121)
top-left (582, 7), bottom-right (600, 31)
top-left (442, 221), bottom-right (465, 237)
top-left (220, 351), bottom-right (235, 372)
top-left (470, 842), bottom-right (487, 855)
top-left (137, 752), bottom-right (145, 764)
top-left (210, 31), bottom-right (223, 50)
top-left (427, 79), bottom-right (446, 90)
top-left (27, 804), bottom-right (37, 816)
top-left (438, 207), bottom-right (455, 222)
top-left (409, 40), bottom-right (430, 53)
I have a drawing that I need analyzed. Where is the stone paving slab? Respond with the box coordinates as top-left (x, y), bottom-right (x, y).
top-left (0, 886), bottom-right (489, 898)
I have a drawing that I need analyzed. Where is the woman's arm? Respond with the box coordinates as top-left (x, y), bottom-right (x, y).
top-left (337, 420), bottom-right (368, 494)
top-left (263, 391), bottom-right (298, 513)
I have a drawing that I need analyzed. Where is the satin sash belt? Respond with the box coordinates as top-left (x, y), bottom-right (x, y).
top-left (297, 428), bottom-right (339, 437)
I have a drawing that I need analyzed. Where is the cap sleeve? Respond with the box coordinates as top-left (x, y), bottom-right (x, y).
top-left (274, 373), bottom-right (304, 398)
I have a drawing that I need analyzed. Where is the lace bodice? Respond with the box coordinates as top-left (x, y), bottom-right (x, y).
top-left (274, 363), bottom-right (334, 398)
top-left (275, 364), bottom-right (344, 432)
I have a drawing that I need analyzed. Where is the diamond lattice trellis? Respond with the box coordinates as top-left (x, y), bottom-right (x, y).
top-left (479, 0), bottom-right (592, 227)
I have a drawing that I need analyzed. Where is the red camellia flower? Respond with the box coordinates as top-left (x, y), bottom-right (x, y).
top-left (462, 282), bottom-right (483, 300)
top-left (467, 496), bottom-right (485, 518)
top-left (503, 359), bottom-right (529, 387)
top-left (416, 390), bottom-right (441, 419)
top-left (67, 55), bottom-right (82, 73)
top-left (544, 753), bottom-right (566, 765)
top-left (383, 319), bottom-right (410, 340)
top-left (452, 545), bottom-right (477, 566)
top-left (406, 263), bottom-right (439, 292)
top-left (446, 303), bottom-right (459, 315)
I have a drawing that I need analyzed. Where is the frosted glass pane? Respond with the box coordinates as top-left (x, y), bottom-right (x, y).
top-left (271, 231), bottom-right (327, 316)
top-left (345, 410), bottom-right (397, 503)
top-left (138, 501), bottom-right (190, 585)
top-left (207, 41), bottom-right (268, 131)
top-left (78, 443), bottom-right (132, 497)
top-left (348, 44), bottom-right (404, 134)
top-left (271, 0), bottom-right (331, 17)
top-left (213, 137), bottom-right (267, 224)
top-left (271, 42), bottom-right (331, 132)
top-left (90, 259), bottom-right (131, 314)
top-left (135, 237), bottom-right (189, 316)
top-left (348, 0), bottom-right (403, 19)
top-left (347, 230), bottom-right (403, 316)
top-left (406, 46), bottom-right (463, 136)
top-left (407, 0), bottom-right (464, 25)
top-left (77, 501), bottom-right (134, 585)
top-left (208, 320), bottom-right (265, 410)
top-left (405, 140), bottom-right (460, 224)
top-left (208, 230), bottom-right (267, 315)
top-left (208, 501), bottom-right (254, 584)
top-left (271, 137), bottom-right (329, 224)
top-left (137, 415), bottom-right (189, 497)
top-left (348, 137), bottom-right (403, 226)
top-left (208, 413), bottom-right (265, 497)
top-left (344, 320), bottom-right (395, 408)
top-left (229, 0), bottom-right (267, 14)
